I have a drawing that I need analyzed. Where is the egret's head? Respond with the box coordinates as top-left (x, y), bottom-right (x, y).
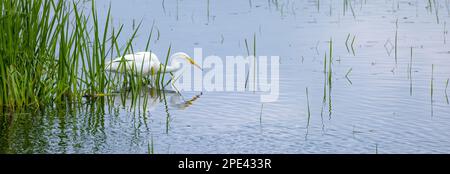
top-left (171, 52), bottom-right (202, 70)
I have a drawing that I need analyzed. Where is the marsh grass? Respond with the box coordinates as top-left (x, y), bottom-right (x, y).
top-left (320, 39), bottom-right (333, 120)
top-left (148, 135), bottom-right (154, 154)
top-left (317, 0), bottom-right (320, 12)
top-left (328, 38), bottom-right (333, 89)
top-left (345, 33), bottom-right (351, 53)
top-left (395, 19), bottom-right (399, 65)
top-left (444, 22), bottom-right (447, 44)
top-left (446, 78), bottom-right (449, 94)
top-left (343, 0), bottom-right (348, 16)
top-left (243, 34), bottom-right (256, 91)
top-left (351, 35), bottom-right (356, 56)
top-left (320, 52), bottom-right (327, 129)
top-left (375, 144), bottom-right (378, 154)
top-left (162, 88), bottom-right (171, 134)
top-left (0, 0), bottom-right (92, 109)
top-left (253, 33), bottom-right (256, 93)
top-left (244, 39), bottom-right (250, 89)
top-left (162, 0), bottom-right (166, 14)
top-left (345, 68), bottom-right (352, 85)
top-left (176, 0), bottom-right (179, 21)
top-left (434, 0), bottom-right (440, 24)
top-left (207, 0), bottom-right (210, 23)
top-left (349, 0), bottom-right (356, 19)
top-left (259, 103), bottom-right (264, 124)
top-left (306, 88), bottom-right (311, 121)
top-left (445, 78), bottom-right (449, 104)
top-left (428, 0), bottom-right (433, 13)
top-left (305, 87), bottom-right (311, 140)
top-left (431, 64), bottom-right (434, 117)
top-left (328, 38), bottom-right (333, 118)
top-left (409, 47), bottom-right (413, 96)
top-left (0, 0), bottom-right (170, 112)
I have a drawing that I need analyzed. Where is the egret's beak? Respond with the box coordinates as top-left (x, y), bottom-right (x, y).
top-left (186, 57), bottom-right (202, 71)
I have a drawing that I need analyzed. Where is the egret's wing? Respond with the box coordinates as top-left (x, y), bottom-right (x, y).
top-left (106, 54), bottom-right (137, 72)
top-left (112, 54), bottom-right (136, 62)
top-left (106, 52), bottom-right (160, 75)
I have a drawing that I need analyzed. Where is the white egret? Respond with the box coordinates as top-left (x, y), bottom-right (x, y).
top-left (106, 52), bottom-right (201, 75)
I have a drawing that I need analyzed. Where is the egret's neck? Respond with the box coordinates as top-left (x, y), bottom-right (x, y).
top-left (163, 58), bottom-right (183, 73)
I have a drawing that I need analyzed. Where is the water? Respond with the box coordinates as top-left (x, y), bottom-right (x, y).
top-left (1, 0), bottom-right (450, 153)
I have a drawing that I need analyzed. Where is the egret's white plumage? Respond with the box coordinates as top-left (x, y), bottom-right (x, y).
top-left (105, 52), bottom-right (201, 75)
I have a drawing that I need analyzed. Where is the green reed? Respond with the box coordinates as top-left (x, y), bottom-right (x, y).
top-left (321, 52), bottom-right (327, 117)
top-left (395, 19), bottom-right (398, 65)
top-left (159, 45), bottom-right (172, 89)
top-left (328, 38), bottom-right (333, 89)
top-left (207, 0), bottom-right (210, 22)
top-left (445, 78), bottom-right (449, 104)
top-left (317, 0), bottom-right (320, 12)
top-left (345, 68), bottom-right (353, 85)
top-left (431, 64), bottom-right (434, 117)
top-left (260, 103), bottom-right (264, 124)
top-left (351, 35), bottom-right (356, 56)
top-left (431, 64), bottom-right (434, 99)
top-left (328, 38), bottom-right (333, 118)
top-left (446, 78), bottom-right (449, 93)
top-left (243, 34), bottom-right (256, 91)
top-left (148, 135), bottom-right (154, 154)
top-left (253, 33), bottom-right (256, 92)
top-left (320, 38), bottom-right (333, 120)
top-left (375, 144), bottom-right (378, 154)
top-left (0, 0), bottom-right (164, 111)
top-left (343, 0), bottom-right (348, 16)
top-left (349, 0), bottom-right (356, 19)
top-left (345, 33), bottom-right (351, 53)
top-left (305, 87), bottom-right (311, 140)
top-left (444, 22), bottom-right (447, 44)
top-left (434, 0), bottom-right (440, 24)
top-left (0, 0), bottom-right (85, 108)
top-left (409, 47), bottom-right (413, 96)
top-left (306, 87), bottom-right (311, 128)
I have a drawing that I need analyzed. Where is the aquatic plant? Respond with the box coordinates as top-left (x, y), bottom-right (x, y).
top-left (148, 135), bottom-right (154, 154)
top-left (345, 33), bottom-right (351, 53)
top-left (243, 34), bottom-right (256, 91)
top-left (409, 47), bottom-right (413, 96)
top-left (431, 64), bottom-right (434, 117)
top-left (306, 87), bottom-right (311, 127)
top-left (446, 78), bottom-right (449, 93)
top-left (445, 78), bottom-right (449, 104)
top-left (305, 87), bottom-right (311, 140)
top-left (345, 68), bottom-right (353, 85)
top-left (253, 33), bottom-right (256, 92)
top-left (345, 34), bottom-right (356, 56)
top-left (0, 0), bottom-right (93, 108)
top-left (351, 35), bottom-right (356, 56)
top-left (0, 0), bottom-right (167, 111)
top-left (395, 19), bottom-right (399, 65)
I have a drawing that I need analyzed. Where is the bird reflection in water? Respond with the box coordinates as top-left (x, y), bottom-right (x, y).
top-left (107, 86), bottom-right (202, 112)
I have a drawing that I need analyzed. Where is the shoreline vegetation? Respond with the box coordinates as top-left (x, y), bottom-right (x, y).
top-left (0, 0), bottom-right (169, 112)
